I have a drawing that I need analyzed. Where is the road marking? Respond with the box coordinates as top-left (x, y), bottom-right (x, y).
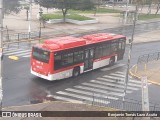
top-left (97, 77), bottom-right (141, 88)
top-left (103, 75), bottom-right (142, 84)
top-left (23, 55), bottom-right (31, 57)
top-left (3, 48), bottom-right (26, 53)
top-left (82, 82), bottom-right (132, 93)
top-left (115, 71), bottom-right (126, 74)
top-left (90, 80), bottom-right (136, 91)
top-left (100, 64), bottom-right (125, 71)
top-left (53, 95), bottom-right (83, 103)
top-left (15, 52), bottom-right (31, 56)
top-left (65, 88), bottom-right (118, 100)
top-left (74, 86), bottom-right (124, 97)
top-left (56, 91), bottom-right (110, 104)
top-left (5, 49), bottom-right (31, 55)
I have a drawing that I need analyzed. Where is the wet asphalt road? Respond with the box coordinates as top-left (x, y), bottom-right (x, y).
top-left (2, 22), bottom-right (160, 107)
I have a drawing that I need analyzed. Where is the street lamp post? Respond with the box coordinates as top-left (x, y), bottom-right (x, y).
top-left (124, 0), bottom-right (129, 24)
top-left (0, 0), bottom-right (3, 111)
top-left (122, 5), bottom-right (138, 110)
top-left (28, 0), bottom-right (32, 38)
top-left (39, 8), bottom-right (43, 38)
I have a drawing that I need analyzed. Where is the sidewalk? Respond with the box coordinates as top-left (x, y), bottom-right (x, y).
top-left (2, 4), bottom-right (160, 118)
top-left (130, 60), bottom-right (160, 86)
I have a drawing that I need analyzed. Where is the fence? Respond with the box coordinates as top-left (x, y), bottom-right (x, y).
top-left (3, 31), bottom-right (40, 42)
top-left (83, 94), bottom-right (160, 111)
top-left (137, 52), bottom-right (160, 64)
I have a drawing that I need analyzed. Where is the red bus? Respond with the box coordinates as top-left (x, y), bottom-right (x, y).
top-left (31, 33), bottom-right (126, 81)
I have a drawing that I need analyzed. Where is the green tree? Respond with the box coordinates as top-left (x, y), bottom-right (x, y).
top-left (35, 0), bottom-right (95, 22)
top-left (3, 0), bottom-right (22, 14)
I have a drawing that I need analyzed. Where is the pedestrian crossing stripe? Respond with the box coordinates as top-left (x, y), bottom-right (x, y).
top-left (3, 48), bottom-right (31, 58)
top-left (74, 85), bottom-right (124, 97)
top-left (90, 80), bottom-right (136, 91)
top-left (97, 77), bottom-right (141, 88)
top-left (81, 82), bottom-right (132, 93)
top-left (56, 91), bottom-right (110, 104)
top-left (103, 75), bottom-right (142, 84)
top-left (65, 88), bottom-right (118, 100)
top-left (3, 48), bottom-right (26, 53)
top-left (4, 49), bottom-right (31, 55)
top-left (53, 95), bottom-right (83, 103)
top-left (100, 64), bottom-right (125, 71)
top-left (15, 52), bottom-right (31, 56)
top-left (52, 70), bottom-right (152, 109)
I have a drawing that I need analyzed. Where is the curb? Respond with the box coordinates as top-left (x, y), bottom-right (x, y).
top-left (129, 64), bottom-right (160, 86)
top-left (2, 100), bottom-right (118, 111)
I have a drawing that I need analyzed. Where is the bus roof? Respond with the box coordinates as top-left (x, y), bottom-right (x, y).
top-left (81, 33), bottom-right (125, 44)
top-left (39, 33), bottom-right (125, 51)
top-left (42, 36), bottom-right (86, 51)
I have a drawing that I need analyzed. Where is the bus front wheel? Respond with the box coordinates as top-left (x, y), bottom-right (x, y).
top-left (73, 67), bottom-right (80, 77)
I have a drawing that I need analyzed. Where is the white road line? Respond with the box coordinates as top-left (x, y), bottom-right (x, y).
top-left (74, 86), bottom-right (124, 97)
top-left (15, 52), bottom-right (31, 56)
top-left (110, 73), bottom-right (127, 78)
top-left (97, 77), bottom-right (141, 88)
top-left (115, 71), bottom-right (126, 74)
top-left (82, 82), bottom-right (132, 93)
top-left (23, 55), bottom-right (31, 57)
top-left (56, 91), bottom-right (110, 104)
top-left (65, 88), bottom-right (118, 100)
top-left (3, 48), bottom-right (26, 53)
top-left (5, 49), bottom-right (31, 55)
top-left (53, 95), bottom-right (83, 103)
top-left (90, 80), bottom-right (138, 91)
top-left (103, 75), bottom-right (142, 84)
top-left (100, 64), bottom-right (125, 71)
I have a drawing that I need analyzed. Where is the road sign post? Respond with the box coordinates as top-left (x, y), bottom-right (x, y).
top-left (141, 75), bottom-right (149, 111)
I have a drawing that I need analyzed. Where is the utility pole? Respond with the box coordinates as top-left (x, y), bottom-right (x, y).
top-left (122, 5), bottom-right (138, 110)
top-left (28, 0), bottom-right (32, 35)
top-left (124, 0), bottom-right (129, 24)
top-left (0, 0), bottom-right (3, 111)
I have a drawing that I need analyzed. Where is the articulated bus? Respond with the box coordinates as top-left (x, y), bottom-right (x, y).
top-left (31, 33), bottom-right (126, 81)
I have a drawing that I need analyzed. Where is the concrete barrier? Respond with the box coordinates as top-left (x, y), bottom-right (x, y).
top-left (46, 18), bottom-right (98, 25)
top-left (46, 19), bottom-right (64, 24)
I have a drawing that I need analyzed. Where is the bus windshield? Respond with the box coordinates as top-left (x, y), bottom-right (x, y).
top-left (32, 47), bottom-right (50, 63)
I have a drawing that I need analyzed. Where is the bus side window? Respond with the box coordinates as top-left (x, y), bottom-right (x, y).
top-left (119, 40), bottom-right (125, 50)
top-left (62, 53), bottom-right (73, 65)
top-left (54, 55), bottom-right (62, 70)
top-left (74, 51), bottom-right (83, 63)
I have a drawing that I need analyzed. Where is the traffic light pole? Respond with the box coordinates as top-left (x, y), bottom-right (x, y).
top-left (0, 0), bottom-right (3, 111)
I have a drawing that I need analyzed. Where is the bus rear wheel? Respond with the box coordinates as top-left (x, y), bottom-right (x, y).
top-left (72, 67), bottom-right (80, 77)
top-left (109, 57), bottom-right (115, 66)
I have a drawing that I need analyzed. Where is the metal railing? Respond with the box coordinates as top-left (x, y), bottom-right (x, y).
top-left (3, 31), bottom-right (40, 42)
top-left (83, 93), bottom-right (160, 111)
top-left (137, 52), bottom-right (160, 64)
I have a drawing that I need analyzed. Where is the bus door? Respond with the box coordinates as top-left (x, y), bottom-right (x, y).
top-left (117, 39), bottom-right (126, 60)
top-left (84, 48), bottom-right (94, 71)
